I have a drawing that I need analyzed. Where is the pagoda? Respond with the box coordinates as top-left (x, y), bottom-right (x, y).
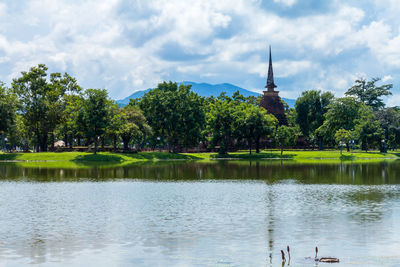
top-left (259, 46), bottom-right (287, 125)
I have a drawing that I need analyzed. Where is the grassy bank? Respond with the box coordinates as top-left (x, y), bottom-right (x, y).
top-left (0, 150), bottom-right (398, 163)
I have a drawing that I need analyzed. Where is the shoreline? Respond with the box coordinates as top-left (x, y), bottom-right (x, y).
top-left (0, 150), bottom-right (398, 163)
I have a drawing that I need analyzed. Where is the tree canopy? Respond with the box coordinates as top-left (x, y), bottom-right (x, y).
top-left (139, 81), bottom-right (205, 152)
top-left (295, 90), bottom-right (334, 149)
top-left (345, 78), bottom-right (392, 110)
top-left (1, 66), bottom-right (399, 154)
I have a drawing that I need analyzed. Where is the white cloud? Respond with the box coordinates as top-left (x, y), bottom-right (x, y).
top-left (0, 3), bottom-right (6, 16)
top-left (273, 0), bottom-right (297, 7)
top-left (274, 60), bottom-right (313, 78)
top-left (382, 75), bottom-right (393, 82)
top-left (387, 94), bottom-right (400, 107)
top-left (0, 0), bottom-right (399, 101)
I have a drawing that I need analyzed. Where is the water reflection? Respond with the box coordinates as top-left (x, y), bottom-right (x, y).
top-left (1, 160), bottom-right (400, 184)
top-left (1, 161), bottom-right (400, 266)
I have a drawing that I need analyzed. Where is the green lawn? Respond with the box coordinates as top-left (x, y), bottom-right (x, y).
top-left (0, 149), bottom-right (398, 163)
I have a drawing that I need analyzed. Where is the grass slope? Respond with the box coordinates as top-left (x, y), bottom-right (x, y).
top-left (0, 150), bottom-right (398, 162)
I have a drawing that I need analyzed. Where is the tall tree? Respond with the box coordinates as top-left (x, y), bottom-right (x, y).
top-left (233, 103), bottom-right (277, 154)
top-left (107, 103), bottom-right (125, 151)
top-left (275, 125), bottom-right (297, 155)
top-left (57, 94), bottom-right (85, 148)
top-left (205, 93), bottom-right (236, 155)
top-left (345, 78), bottom-right (392, 110)
top-left (81, 89), bottom-right (110, 154)
top-left (334, 129), bottom-right (354, 154)
top-left (0, 82), bottom-right (18, 151)
top-left (295, 90), bottom-right (334, 150)
top-left (12, 64), bottom-right (80, 151)
top-left (354, 106), bottom-right (384, 152)
top-left (139, 81), bottom-right (205, 152)
top-left (376, 108), bottom-right (400, 151)
top-left (119, 106), bottom-right (151, 151)
top-left (316, 97), bottom-right (364, 149)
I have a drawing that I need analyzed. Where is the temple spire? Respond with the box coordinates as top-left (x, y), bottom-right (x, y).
top-left (265, 45), bottom-right (277, 91)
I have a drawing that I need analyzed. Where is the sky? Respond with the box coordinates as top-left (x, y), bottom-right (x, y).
top-left (0, 0), bottom-right (399, 104)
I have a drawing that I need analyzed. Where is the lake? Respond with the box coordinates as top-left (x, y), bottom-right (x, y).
top-left (1, 160), bottom-right (400, 266)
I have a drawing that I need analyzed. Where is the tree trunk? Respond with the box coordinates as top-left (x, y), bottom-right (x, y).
top-left (248, 138), bottom-right (252, 154)
top-left (318, 136), bottom-right (324, 151)
top-left (1, 133), bottom-right (5, 152)
top-left (101, 136), bottom-right (105, 149)
top-left (94, 138), bottom-right (98, 155)
top-left (363, 139), bottom-right (368, 152)
top-left (77, 135), bottom-right (81, 146)
top-left (122, 136), bottom-right (130, 151)
top-left (69, 135), bottom-right (73, 149)
top-left (346, 143), bottom-right (350, 152)
top-left (50, 132), bottom-right (55, 152)
top-left (255, 136), bottom-right (260, 153)
top-left (113, 135), bottom-right (117, 151)
top-left (39, 134), bottom-right (48, 152)
top-left (219, 137), bottom-right (228, 155)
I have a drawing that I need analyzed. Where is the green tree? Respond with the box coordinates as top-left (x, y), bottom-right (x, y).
top-left (334, 129), bottom-right (353, 154)
top-left (233, 103), bottom-right (277, 154)
top-left (119, 106), bottom-right (151, 151)
top-left (205, 94), bottom-right (236, 155)
top-left (57, 94), bottom-right (84, 148)
top-left (376, 108), bottom-right (400, 151)
top-left (354, 107), bottom-right (384, 152)
top-left (246, 95), bottom-right (263, 106)
top-left (295, 90), bottom-right (334, 150)
top-left (139, 81), bottom-right (205, 152)
top-left (345, 78), bottom-right (392, 110)
top-left (316, 97), bottom-right (364, 149)
top-left (107, 103), bottom-right (124, 151)
top-left (81, 89), bottom-right (110, 154)
top-left (12, 64), bottom-right (80, 151)
top-left (0, 82), bottom-right (18, 151)
top-left (7, 114), bottom-right (29, 151)
top-left (275, 125), bottom-right (297, 155)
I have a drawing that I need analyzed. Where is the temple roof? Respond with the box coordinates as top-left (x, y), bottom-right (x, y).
top-left (265, 46), bottom-right (277, 90)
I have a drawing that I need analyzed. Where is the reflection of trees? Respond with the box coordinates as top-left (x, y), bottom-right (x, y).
top-left (343, 188), bottom-right (393, 223)
top-left (265, 185), bottom-right (275, 266)
top-left (2, 160), bottom-right (400, 184)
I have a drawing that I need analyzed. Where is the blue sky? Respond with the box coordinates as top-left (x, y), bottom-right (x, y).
top-left (0, 0), bottom-right (399, 104)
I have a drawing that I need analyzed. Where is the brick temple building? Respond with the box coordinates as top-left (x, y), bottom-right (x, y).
top-left (259, 47), bottom-right (288, 125)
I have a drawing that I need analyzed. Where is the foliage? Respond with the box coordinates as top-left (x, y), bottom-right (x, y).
top-left (275, 125), bottom-right (297, 155)
top-left (205, 93), bottom-right (236, 155)
top-left (139, 81), bottom-right (205, 152)
top-left (81, 89), bottom-right (110, 154)
top-left (233, 101), bottom-right (277, 154)
top-left (12, 64), bottom-right (81, 151)
top-left (345, 78), bottom-right (392, 110)
top-left (334, 128), bottom-right (354, 154)
top-left (0, 82), bottom-right (19, 151)
top-left (119, 106), bottom-right (151, 151)
top-left (57, 94), bottom-right (85, 147)
top-left (1, 64), bottom-right (398, 155)
top-left (295, 90), bottom-right (334, 149)
top-left (354, 107), bottom-right (384, 152)
top-left (375, 108), bottom-right (400, 150)
top-left (106, 103), bottom-right (125, 150)
top-left (316, 97), bottom-right (364, 144)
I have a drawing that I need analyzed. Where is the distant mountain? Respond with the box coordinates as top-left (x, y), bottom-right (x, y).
top-left (116, 81), bottom-right (296, 108)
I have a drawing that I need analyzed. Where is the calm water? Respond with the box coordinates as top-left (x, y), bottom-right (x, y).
top-left (1, 160), bottom-right (400, 266)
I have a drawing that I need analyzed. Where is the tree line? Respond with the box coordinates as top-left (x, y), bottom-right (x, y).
top-left (0, 64), bottom-right (397, 154)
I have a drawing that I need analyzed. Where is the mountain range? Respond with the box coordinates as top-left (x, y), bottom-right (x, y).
top-left (116, 81), bottom-right (296, 108)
